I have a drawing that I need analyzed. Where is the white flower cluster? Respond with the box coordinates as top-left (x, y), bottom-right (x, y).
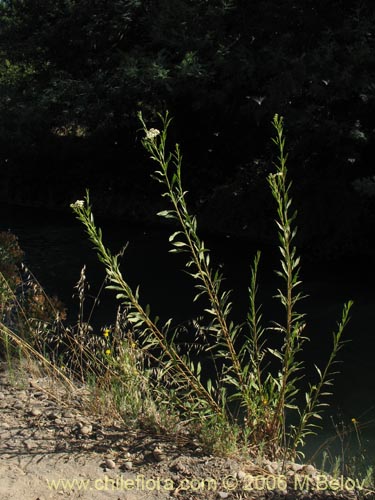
top-left (146, 128), bottom-right (160, 140)
top-left (70, 200), bottom-right (85, 209)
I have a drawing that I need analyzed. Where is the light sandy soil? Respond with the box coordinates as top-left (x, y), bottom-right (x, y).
top-left (0, 360), bottom-right (257, 500)
top-left (0, 361), bottom-right (361, 500)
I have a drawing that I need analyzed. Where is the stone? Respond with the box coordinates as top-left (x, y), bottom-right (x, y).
top-left (237, 470), bottom-right (246, 480)
top-left (271, 460), bottom-right (280, 472)
top-left (62, 410), bottom-right (75, 418)
top-left (79, 424), bottom-right (92, 436)
top-left (217, 492), bottom-right (229, 499)
top-left (30, 407), bottom-right (42, 417)
top-left (290, 462), bottom-right (303, 472)
top-left (302, 464), bottom-right (316, 476)
top-left (171, 460), bottom-right (186, 472)
top-left (265, 464), bottom-right (275, 474)
top-left (104, 459), bottom-right (116, 470)
top-left (24, 439), bottom-right (36, 450)
top-left (32, 392), bottom-right (47, 400)
top-left (123, 461), bottom-right (133, 470)
top-left (153, 447), bottom-right (165, 462)
top-left (47, 411), bottom-right (59, 420)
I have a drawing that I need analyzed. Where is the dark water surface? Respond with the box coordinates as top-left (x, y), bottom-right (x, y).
top-left (1, 203), bottom-right (374, 464)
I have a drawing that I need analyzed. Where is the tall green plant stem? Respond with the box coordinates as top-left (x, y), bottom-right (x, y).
top-left (138, 112), bottom-right (246, 401)
top-left (71, 195), bottom-right (222, 417)
top-left (267, 115), bottom-right (304, 446)
top-left (290, 300), bottom-right (352, 454)
top-left (247, 252), bottom-right (264, 399)
top-left (267, 115), bottom-right (352, 456)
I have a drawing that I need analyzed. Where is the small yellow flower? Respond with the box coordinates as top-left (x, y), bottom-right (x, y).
top-left (262, 397), bottom-right (268, 406)
top-left (351, 418), bottom-right (358, 425)
top-left (130, 342), bottom-right (137, 349)
top-left (103, 328), bottom-right (110, 338)
top-left (105, 349), bottom-right (111, 356)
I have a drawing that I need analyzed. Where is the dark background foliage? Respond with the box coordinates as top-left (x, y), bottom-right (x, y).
top-left (1, 0), bottom-right (375, 258)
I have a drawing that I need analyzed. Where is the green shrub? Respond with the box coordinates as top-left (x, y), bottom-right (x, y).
top-left (71, 113), bottom-right (352, 459)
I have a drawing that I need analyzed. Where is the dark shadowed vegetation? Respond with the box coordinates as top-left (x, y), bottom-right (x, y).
top-left (1, 1), bottom-right (375, 257)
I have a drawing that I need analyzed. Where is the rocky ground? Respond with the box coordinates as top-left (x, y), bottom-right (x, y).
top-left (0, 361), bottom-right (365, 500)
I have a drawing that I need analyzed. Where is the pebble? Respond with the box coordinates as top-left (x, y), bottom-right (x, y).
top-left (302, 464), bottom-right (316, 476)
top-left (153, 447), bottom-right (164, 462)
top-left (217, 492), bottom-right (229, 499)
top-left (47, 411), bottom-right (59, 420)
top-left (63, 410), bottom-right (75, 418)
top-left (237, 470), bottom-right (246, 480)
top-left (80, 424), bottom-right (92, 436)
top-left (104, 459), bottom-right (116, 470)
top-left (31, 407), bottom-right (42, 417)
top-left (123, 461), bottom-right (133, 470)
top-left (173, 461), bottom-right (189, 474)
top-left (32, 392), bottom-right (47, 400)
top-left (270, 460), bottom-right (280, 472)
top-left (265, 464), bottom-right (275, 474)
top-left (289, 462), bottom-right (303, 472)
top-left (0, 391), bottom-right (5, 400)
top-left (24, 439), bottom-right (36, 450)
